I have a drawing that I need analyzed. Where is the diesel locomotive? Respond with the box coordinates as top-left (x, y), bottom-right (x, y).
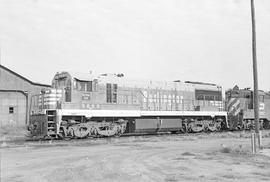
top-left (226, 85), bottom-right (270, 130)
top-left (28, 71), bottom-right (228, 139)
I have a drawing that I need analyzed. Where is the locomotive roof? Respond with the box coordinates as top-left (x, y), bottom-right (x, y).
top-left (97, 75), bottom-right (221, 91)
top-left (70, 72), bottom-right (95, 81)
top-left (226, 86), bottom-right (269, 96)
top-left (54, 71), bottom-right (222, 91)
top-left (53, 71), bottom-right (95, 82)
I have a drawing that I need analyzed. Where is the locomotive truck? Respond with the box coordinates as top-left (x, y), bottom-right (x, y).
top-left (28, 71), bottom-right (228, 139)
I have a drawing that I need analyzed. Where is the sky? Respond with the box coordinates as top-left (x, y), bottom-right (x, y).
top-left (0, 0), bottom-right (269, 91)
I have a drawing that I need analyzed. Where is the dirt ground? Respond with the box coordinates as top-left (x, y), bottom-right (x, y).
top-left (1, 131), bottom-right (270, 182)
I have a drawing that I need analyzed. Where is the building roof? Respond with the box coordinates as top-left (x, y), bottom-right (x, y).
top-left (0, 64), bottom-right (51, 87)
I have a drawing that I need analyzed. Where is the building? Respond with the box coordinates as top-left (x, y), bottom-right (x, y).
top-left (0, 65), bottom-right (51, 127)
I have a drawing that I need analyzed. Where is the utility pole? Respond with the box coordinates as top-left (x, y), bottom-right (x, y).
top-left (250, 0), bottom-right (261, 148)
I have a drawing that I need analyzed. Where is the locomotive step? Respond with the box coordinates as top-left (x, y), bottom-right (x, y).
top-left (47, 131), bottom-right (56, 135)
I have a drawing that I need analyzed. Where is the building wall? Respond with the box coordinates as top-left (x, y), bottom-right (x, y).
top-left (0, 65), bottom-right (51, 126)
top-left (0, 92), bottom-right (26, 126)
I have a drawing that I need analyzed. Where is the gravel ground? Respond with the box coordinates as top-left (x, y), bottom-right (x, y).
top-left (1, 131), bottom-right (270, 182)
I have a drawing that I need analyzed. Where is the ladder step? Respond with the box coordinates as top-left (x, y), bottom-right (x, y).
top-left (47, 115), bottom-right (56, 117)
top-left (47, 131), bottom-right (56, 135)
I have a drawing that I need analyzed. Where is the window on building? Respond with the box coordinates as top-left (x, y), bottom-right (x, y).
top-left (9, 107), bottom-right (14, 114)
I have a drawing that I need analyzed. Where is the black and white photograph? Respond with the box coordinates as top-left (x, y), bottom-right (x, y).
top-left (0, 0), bottom-right (270, 181)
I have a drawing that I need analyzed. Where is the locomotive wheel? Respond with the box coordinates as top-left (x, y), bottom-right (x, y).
top-left (263, 120), bottom-right (270, 129)
top-left (88, 127), bottom-right (95, 137)
top-left (58, 126), bottom-right (68, 139)
top-left (235, 124), bottom-right (243, 131)
top-left (216, 122), bottom-right (221, 131)
top-left (67, 128), bottom-right (75, 138)
top-left (74, 126), bottom-right (90, 138)
top-left (58, 129), bottom-right (65, 139)
top-left (207, 123), bottom-right (217, 132)
top-left (246, 123), bottom-right (253, 130)
top-left (182, 123), bottom-right (188, 133)
top-left (115, 131), bottom-right (121, 137)
top-left (93, 128), bottom-right (99, 137)
top-left (115, 126), bottom-right (122, 137)
top-left (189, 122), bottom-right (204, 133)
